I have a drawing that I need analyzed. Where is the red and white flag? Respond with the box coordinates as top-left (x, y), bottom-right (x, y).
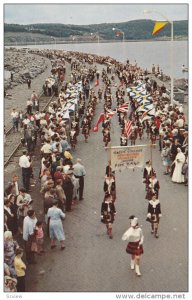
top-left (117, 103), bottom-right (128, 113)
top-left (92, 113), bottom-right (105, 132)
top-left (106, 109), bottom-right (117, 118)
top-left (124, 120), bottom-right (132, 137)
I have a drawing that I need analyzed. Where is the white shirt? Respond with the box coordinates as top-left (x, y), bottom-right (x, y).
top-left (41, 143), bottom-right (52, 154)
top-left (176, 118), bottom-right (184, 128)
top-left (63, 165), bottom-right (70, 174)
top-left (27, 100), bottom-right (33, 106)
top-left (40, 112), bottom-right (45, 118)
top-left (23, 118), bottom-right (30, 126)
top-left (23, 216), bottom-right (37, 241)
top-left (122, 227), bottom-right (144, 245)
top-left (11, 111), bottom-right (18, 119)
top-left (19, 155), bottom-right (30, 168)
top-left (35, 113), bottom-right (40, 120)
top-left (40, 119), bottom-right (47, 127)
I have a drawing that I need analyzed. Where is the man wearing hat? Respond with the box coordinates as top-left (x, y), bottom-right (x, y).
top-left (73, 158), bottom-right (86, 201)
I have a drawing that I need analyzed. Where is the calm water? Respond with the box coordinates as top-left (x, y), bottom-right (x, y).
top-left (14, 40), bottom-right (188, 79)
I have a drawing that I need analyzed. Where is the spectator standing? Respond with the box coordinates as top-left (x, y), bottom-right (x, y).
top-left (11, 109), bottom-right (19, 132)
top-left (14, 248), bottom-right (26, 292)
top-left (73, 158), bottom-right (86, 200)
top-left (27, 79), bottom-right (31, 89)
top-left (23, 210), bottom-right (37, 264)
top-left (19, 151), bottom-right (31, 192)
top-left (47, 199), bottom-right (66, 250)
top-left (26, 98), bottom-right (33, 115)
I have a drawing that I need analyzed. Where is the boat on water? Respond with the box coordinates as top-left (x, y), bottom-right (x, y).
top-left (182, 65), bottom-right (188, 72)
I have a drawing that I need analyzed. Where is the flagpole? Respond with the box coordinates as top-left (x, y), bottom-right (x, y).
top-left (143, 9), bottom-right (174, 105)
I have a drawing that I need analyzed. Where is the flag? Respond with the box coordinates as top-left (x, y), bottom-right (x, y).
top-left (95, 80), bottom-right (99, 86)
top-left (141, 107), bottom-right (156, 122)
top-left (136, 103), bottom-right (154, 113)
top-left (62, 110), bottom-right (70, 119)
top-left (92, 113), bottom-right (105, 132)
top-left (118, 107), bottom-right (128, 113)
top-left (116, 31), bottom-right (123, 36)
top-left (141, 94), bottom-right (152, 101)
top-left (68, 104), bottom-right (75, 112)
top-left (152, 21), bottom-right (169, 35)
top-left (134, 93), bottom-right (151, 101)
top-left (117, 103), bottom-right (128, 110)
top-left (124, 120), bottom-right (132, 137)
top-left (105, 108), bottom-right (117, 118)
top-left (127, 86), bottom-right (136, 93)
top-left (129, 90), bottom-right (147, 98)
top-left (127, 83), bottom-right (146, 94)
top-left (70, 98), bottom-right (78, 105)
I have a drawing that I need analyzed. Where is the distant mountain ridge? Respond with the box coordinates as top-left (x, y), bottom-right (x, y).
top-left (4, 19), bottom-right (188, 44)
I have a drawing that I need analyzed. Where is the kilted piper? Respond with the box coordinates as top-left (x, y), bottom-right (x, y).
top-left (101, 193), bottom-right (116, 239)
top-left (122, 217), bottom-right (144, 276)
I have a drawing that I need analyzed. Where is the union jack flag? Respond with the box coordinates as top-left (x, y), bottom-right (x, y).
top-left (117, 103), bottom-right (129, 113)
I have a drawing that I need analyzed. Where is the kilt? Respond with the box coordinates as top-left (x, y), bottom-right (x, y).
top-left (101, 212), bottom-right (115, 224)
top-left (103, 136), bottom-right (109, 142)
top-left (150, 214), bottom-right (160, 224)
top-left (126, 241), bottom-right (144, 256)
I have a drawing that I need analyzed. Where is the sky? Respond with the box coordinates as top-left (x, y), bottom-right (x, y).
top-left (4, 3), bottom-right (188, 25)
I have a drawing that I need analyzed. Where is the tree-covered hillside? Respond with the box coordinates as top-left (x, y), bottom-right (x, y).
top-left (4, 19), bottom-right (188, 44)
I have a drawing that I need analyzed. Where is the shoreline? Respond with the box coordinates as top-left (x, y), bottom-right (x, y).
top-left (5, 37), bottom-right (188, 47)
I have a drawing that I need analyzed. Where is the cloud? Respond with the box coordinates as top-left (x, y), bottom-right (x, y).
top-left (4, 4), bottom-right (188, 25)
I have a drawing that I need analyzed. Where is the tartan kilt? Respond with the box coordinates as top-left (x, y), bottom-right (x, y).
top-left (150, 214), bottom-right (160, 224)
top-left (126, 241), bottom-right (144, 256)
top-left (103, 136), bottom-right (108, 142)
top-left (101, 212), bottom-right (114, 224)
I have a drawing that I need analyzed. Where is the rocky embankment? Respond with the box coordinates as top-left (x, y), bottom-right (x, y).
top-left (4, 48), bottom-right (49, 91)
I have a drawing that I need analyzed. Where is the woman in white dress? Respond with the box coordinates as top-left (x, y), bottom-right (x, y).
top-left (172, 148), bottom-right (185, 183)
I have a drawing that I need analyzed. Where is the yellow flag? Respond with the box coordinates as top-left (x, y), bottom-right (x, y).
top-left (152, 21), bottom-right (168, 35)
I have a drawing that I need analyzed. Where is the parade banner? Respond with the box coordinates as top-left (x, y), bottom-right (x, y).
top-left (110, 145), bottom-right (145, 171)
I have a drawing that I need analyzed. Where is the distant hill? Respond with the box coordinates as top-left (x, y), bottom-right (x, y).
top-left (4, 19), bottom-right (188, 45)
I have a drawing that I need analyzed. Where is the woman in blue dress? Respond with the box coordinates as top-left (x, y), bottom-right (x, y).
top-left (47, 199), bottom-right (66, 250)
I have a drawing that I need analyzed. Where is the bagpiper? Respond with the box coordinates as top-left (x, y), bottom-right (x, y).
top-left (101, 193), bottom-right (116, 239)
top-left (120, 133), bottom-right (128, 146)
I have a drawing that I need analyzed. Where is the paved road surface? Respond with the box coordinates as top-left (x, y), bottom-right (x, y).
top-left (4, 61), bottom-right (188, 293)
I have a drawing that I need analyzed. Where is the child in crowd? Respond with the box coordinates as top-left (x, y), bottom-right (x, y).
top-left (35, 221), bottom-right (45, 255)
